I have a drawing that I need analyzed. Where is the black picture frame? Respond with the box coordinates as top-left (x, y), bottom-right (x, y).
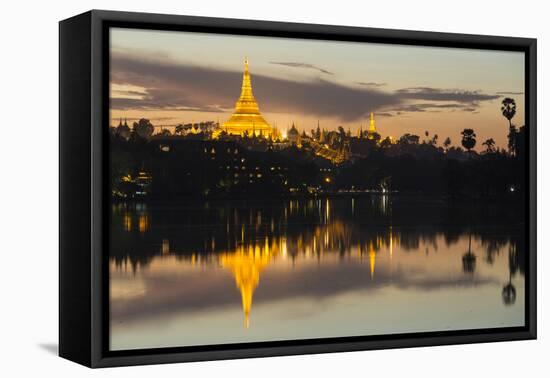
top-left (59, 9), bottom-right (537, 368)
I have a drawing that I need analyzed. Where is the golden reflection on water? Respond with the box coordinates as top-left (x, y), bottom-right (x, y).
top-left (220, 243), bottom-right (275, 328)
top-left (123, 213), bottom-right (132, 232)
top-left (114, 217), bottom-right (399, 328)
top-left (110, 198), bottom-right (524, 333)
top-left (138, 214), bottom-right (149, 233)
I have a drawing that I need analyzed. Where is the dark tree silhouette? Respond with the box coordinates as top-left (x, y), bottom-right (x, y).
top-left (398, 133), bottom-right (420, 145)
top-left (460, 129), bottom-right (477, 153)
top-left (501, 98), bottom-right (518, 155)
top-left (482, 138), bottom-right (496, 153)
top-left (116, 123), bottom-right (131, 140)
top-left (370, 132), bottom-right (382, 142)
top-left (462, 232), bottom-right (476, 274)
top-left (337, 126), bottom-right (346, 140)
top-left (110, 102), bottom-right (528, 201)
top-left (508, 125), bottom-right (519, 155)
top-left (502, 275), bottom-right (517, 305)
top-left (380, 136), bottom-right (393, 148)
top-left (502, 244), bottom-right (517, 305)
top-left (443, 137), bottom-right (451, 152)
top-left (501, 97), bottom-right (516, 128)
top-left (159, 128), bottom-right (172, 136)
top-left (133, 118), bottom-right (154, 140)
top-left (175, 124), bottom-right (185, 135)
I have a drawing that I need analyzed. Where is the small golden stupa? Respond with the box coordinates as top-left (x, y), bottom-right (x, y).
top-left (367, 112), bottom-right (377, 139)
top-left (222, 58), bottom-right (273, 138)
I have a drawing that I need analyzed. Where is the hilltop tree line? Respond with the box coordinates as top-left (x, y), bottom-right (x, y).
top-left (110, 98), bottom-right (527, 202)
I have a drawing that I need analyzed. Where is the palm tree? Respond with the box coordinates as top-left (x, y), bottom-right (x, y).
top-left (501, 97), bottom-right (516, 128)
top-left (501, 98), bottom-right (518, 155)
top-left (508, 124), bottom-right (519, 156)
top-left (337, 126), bottom-right (346, 140)
top-left (502, 274), bottom-right (517, 305)
top-left (502, 244), bottom-right (517, 305)
top-left (482, 138), bottom-right (496, 153)
top-left (461, 128), bottom-right (477, 153)
top-left (443, 137), bottom-right (451, 152)
top-left (462, 232), bottom-right (476, 274)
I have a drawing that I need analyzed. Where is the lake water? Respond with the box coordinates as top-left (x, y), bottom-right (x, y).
top-left (109, 196), bottom-right (525, 351)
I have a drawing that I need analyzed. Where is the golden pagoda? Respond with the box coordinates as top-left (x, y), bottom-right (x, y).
top-left (366, 112), bottom-right (377, 139)
top-left (221, 58), bottom-right (273, 138)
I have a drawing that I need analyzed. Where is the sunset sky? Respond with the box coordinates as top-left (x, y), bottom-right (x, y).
top-left (110, 27), bottom-right (525, 150)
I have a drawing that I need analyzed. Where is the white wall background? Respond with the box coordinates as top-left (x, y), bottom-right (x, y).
top-left (0, 0), bottom-right (546, 376)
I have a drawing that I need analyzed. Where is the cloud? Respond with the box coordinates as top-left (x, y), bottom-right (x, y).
top-left (110, 116), bottom-right (176, 123)
top-left (356, 81), bottom-right (387, 87)
top-left (111, 53), bottom-right (396, 121)
top-left (387, 103), bottom-right (482, 114)
top-left (269, 61), bottom-right (334, 75)
top-left (383, 87), bottom-right (501, 115)
top-left (496, 91), bottom-right (524, 95)
top-left (396, 87), bottom-right (500, 103)
top-left (110, 53), bottom-right (501, 121)
top-left (111, 89), bottom-right (149, 99)
top-left (111, 97), bottom-right (227, 113)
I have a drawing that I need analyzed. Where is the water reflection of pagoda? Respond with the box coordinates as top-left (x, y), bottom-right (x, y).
top-left (220, 241), bottom-right (278, 328)
top-left (220, 58), bottom-right (275, 138)
top-left (113, 199), bottom-right (402, 326)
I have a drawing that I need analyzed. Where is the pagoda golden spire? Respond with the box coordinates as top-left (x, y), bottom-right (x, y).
top-left (220, 58), bottom-right (273, 138)
top-left (366, 112), bottom-right (378, 140)
top-left (368, 112), bottom-right (376, 133)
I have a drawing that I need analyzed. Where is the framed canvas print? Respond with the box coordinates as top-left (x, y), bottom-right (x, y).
top-left (59, 10), bottom-right (536, 368)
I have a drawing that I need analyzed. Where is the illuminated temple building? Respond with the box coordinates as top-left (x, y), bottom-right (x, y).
top-left (221, 58), bottom-right (275, 138)
top-left (367, 112), bottom-right (377, 138)
top-left (358, 112), bottom-right (378, 140)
